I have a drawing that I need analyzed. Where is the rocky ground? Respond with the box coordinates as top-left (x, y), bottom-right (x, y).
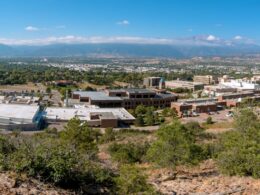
top-left (0, 172), bottom-right (73, 195)
top-left (148, 160), bottom-right (260, 195)
top-left (0, 161), bottom-right (259, 195)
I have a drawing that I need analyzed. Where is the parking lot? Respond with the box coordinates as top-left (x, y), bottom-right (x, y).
top-left (181, 109), bottom-right (234, 124)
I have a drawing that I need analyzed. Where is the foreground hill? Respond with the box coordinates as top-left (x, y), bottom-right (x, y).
top-left (148, 159), bottom-right (260, 194)
top-left (0, 172), bottom-right (72, 195)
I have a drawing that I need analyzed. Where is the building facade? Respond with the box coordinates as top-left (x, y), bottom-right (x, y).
top-left (0, 104), bottom-right (43, 131)
top-left (71, 89), bottom-right (178, 109)
top-left (45, 107), bottom-right (135, 128)
top-left (165, 80), bottom-right (204, 91)
top-left (143, 77), bottom-right (162, 88)
top-left (193, 75), bottom-right (217, 85)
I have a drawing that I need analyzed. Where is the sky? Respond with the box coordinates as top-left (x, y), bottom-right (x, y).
top-left (0, 0), bottom-right (259, 45)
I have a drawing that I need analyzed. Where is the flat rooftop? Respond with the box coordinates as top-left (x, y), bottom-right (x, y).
top-left (91, 112), bottom-right (116, 120)
top-left (172, 102), bottom-right (216, 106)
top-left (107, 89), bottom-right (126, 93)
top-left (205, 84), bottom-right (235, 89)
top-left (221, 91), bottom-right (254, 96)
top-left (73, 91), bottom-right (122, 101)
top-left (166, 80), bottom-right (204, 85)
top-left (125, 88), bottom-right (155, 94)
top-left (179, 98), bottom-right (218, 103)
top-left (45, 107), bottom-right (135, 121)
top-left (155, 93), bottom-right (177, 98)
top-left (0, 104), bottom-right (39, 121)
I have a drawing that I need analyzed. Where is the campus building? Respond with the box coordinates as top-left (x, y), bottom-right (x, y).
top-left (143, 77), bottom-right (162, 88)
top-left (220, 79), bottom-right (260, 91)
top-left (165, 80), bottom-right (204, 91)
top-left (0, 104), bottom-right (43, 131)
top-left (143, 77), bottom-right (165, 89)
top-left (45, 107), bottom-right (135, 128)
top-left (217, 91), bottom-right (255, 101)
top-left (172, 90), bottom-right (260, 116)
top-left (203, 85), bottom-right (237, 97)
top-left (193, 75), bottom-right (217, 85)
top-left (71, 88), bottom-right (178, 109)
top-left (171, 97), bottom-right (226, 116)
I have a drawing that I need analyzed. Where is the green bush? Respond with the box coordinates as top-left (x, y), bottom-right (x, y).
top-left (206, 116), bottom-right (213, 124)
top-left (216, 109), bottom-right (260, 178)
top-left (217, 131), bottom-right (260, 178)
top-left (0, 118), bottom-right (114, 193)
top-left (162, 107), bottom-right (178, 118)
top-left (134, 105), bottom-right (161, 126)
top-left (135, 114), bottom-right (145, 127)
top-left (108, 142), bottom-right (150, 164)
top-left (60, 118), bottom-right (100, 158)
top-left (115, 164), bottom-right (156, 194)
top-left (147, 121), bottom-right (209, 167)
top-left (99, 128), bottom-right (116, 143)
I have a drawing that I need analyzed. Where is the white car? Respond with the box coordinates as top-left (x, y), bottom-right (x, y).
top-left (226, 111), bottom-right (234, 117)
top-left (192, 111), bottom-right (199, 117)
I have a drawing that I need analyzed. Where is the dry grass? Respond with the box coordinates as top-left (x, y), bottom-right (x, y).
top-left (202, 121), bottom-right (233, 129)
top-left (203, 121), bottom-right (234, 134)
top-left (0, 82), bottom-right (45, 92)
top-left (114, 81), bottom-right (129, 87)
top-left (77, 82), bottom-right (108, 90)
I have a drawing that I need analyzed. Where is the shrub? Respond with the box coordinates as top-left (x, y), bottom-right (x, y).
top-left (60, 117), bottom-right (99, 157)
top-left (135, 115), bottom-right (145, 127)
top-left (115, 164), bottom-right (155, 194)
top-left (147, 121), bottom-right (208, 167)
top-left (233, 108), bottom-right (259, 132)
top-left (0, 118), bottom-right (115, 193)
top-left (206, 116), bottom-right (213, 124)
top-left (162, 107), bottom-right (178, 118)
top-left (108, 142), bottom-right (149, 164)
top-left (99, 128), bottom-right (116, 143)
top-left (216, 109), bottom-right (260, 178)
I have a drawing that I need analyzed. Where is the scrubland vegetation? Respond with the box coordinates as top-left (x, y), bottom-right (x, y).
top-left (0, 108), bottom-right (259, 194)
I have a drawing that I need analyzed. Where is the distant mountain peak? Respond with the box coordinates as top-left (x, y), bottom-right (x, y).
top-left (0, 43), bottom-right (259, 58)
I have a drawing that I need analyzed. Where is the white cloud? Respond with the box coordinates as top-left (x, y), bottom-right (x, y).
top-left (234, 35), bottom-right (242, 40)
top-left (206, 35), bottom-right (219, 41)
top-left (25, 26), bottom-right (39, 31)
top-left (0, 36), bottom-right (172, 45)
top-left (0, 35), bottom-right (256, 46)
top-left (117, 20), bottom-right (130, 25)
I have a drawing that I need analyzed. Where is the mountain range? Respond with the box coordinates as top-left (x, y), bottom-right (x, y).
top-left (0, 43), bottom-right (260, 58)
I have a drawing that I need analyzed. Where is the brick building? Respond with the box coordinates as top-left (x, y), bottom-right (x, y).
top-left (72, 88), bottom-right (178, 109)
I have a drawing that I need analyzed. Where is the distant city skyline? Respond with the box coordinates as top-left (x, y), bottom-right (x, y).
top-left (0, 0), bottom-right (260, 45)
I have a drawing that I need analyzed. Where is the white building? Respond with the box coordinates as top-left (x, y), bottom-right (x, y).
top-left (203, 85), bottom-right (237, 97)
top-left (45, 107), bottom-right (135, 128)
top-left (220, 79), bottom-right (260, 91)
top-left (0, 104), bottom-right (42, 130)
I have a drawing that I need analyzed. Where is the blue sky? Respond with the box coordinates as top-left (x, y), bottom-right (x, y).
top-left (0, 0), bottom-right (259, 45)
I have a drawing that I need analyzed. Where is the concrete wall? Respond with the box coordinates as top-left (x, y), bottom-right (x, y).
top-left (100, 119), bottom-right (118, 128)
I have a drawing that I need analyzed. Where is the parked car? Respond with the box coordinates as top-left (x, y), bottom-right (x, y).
top-left (226, 111), bottom-right (234, 117)
top-left (192, 111), bottom-right (199, 117)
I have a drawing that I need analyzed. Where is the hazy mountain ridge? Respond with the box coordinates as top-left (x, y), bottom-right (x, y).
top-left (0, 43), bottom-right (260, 58)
